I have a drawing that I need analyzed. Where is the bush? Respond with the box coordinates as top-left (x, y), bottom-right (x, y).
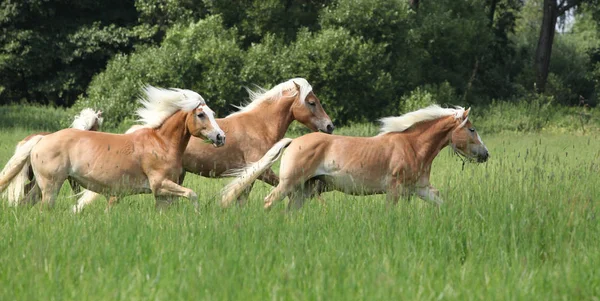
top-left (243, 28), bottom-right (395, 125)
top-left (475, 93), bottom-right (557, 134)
top-left (399, 82), bottom-right (458, 114)
top-left (72, 15), bottom-right (244, 129)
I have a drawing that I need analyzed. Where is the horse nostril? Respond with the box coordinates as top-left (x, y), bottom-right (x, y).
top-left (326, 124), bottom-right (335, 134)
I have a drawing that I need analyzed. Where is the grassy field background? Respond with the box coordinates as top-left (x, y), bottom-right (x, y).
top-left (1, 116), bottom-right (600, 300)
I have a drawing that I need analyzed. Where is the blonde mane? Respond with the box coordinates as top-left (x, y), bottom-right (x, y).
top-left (70, 108), bottom-right (103, 130)
top-left (226, 78), bottom-right (313, 118)
top-left (136, 86), bottom-right (206, 128)
top-left (379, 105), bottom-right (465, 134)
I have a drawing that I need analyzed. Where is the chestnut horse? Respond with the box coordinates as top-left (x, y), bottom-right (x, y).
top-left (73, 78), bottom-right (334, 212)
top-left (1, 108), bottom-right (103, 205)
top-left (0, 86), bottom-right (225, 210)
top-left (221, 105), bottom-right (489, 209)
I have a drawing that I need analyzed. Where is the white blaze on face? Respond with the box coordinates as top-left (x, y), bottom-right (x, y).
top-left (200, 105), bottom-right (223, 135)
top-left (476, 132), bottom-right (488, 152)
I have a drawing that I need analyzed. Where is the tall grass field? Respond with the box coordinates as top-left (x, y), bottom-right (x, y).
top-left (1, 120), bottom-right (599, 300)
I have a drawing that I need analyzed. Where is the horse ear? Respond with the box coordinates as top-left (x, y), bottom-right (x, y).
top-left (292, 81), bottom-right (301, 92)
top-left (463, 107), bottom-right (471, 119)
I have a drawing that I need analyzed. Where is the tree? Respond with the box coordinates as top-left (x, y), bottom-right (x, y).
top-left (534, 0), bottom-right (581, 92)
top-left (73, 16), bottom-right (245, 128)
top-left (204, 0), bottom-right (333, 47)
top-left (0, 0), bottom-right (141, 106)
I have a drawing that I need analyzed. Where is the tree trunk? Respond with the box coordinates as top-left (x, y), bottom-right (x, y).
top-left (534, 0), bottom-right (558, 93)
top-left (409, 0), bottom-right (419, 10)
top-left (462, 0), bottom-right (497, 101)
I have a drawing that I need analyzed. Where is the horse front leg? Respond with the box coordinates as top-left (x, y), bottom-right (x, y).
top-left (416, 185), bottom-right (444, 205)
top-left (22, 182), bottom-right (42, 206)
top-left (154, 179), bottom-right (198, 212)
top-left (259, 168), bottom-right (279, 186)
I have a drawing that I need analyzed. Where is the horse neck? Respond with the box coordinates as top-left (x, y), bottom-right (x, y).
top-left (154, 110), bottom-right (191, 156)
top-left (407, 116), bottom-right (457, 169)
top-left (243, 95), bottom-right (296, 143)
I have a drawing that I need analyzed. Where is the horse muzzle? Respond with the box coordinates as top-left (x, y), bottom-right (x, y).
top-left (211, 132), bottom-right (226, 147)
top-left (474, 147), bottom-right (489, 163)
top-left (319, 122), bottom-right (335, 134)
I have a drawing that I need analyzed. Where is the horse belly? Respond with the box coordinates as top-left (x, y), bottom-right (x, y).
top-left (183, 145), bottom-right (244, 178)
top-left (70, 172), bottom-right (151, 196)
top-left (69, 150), bottom-right (150, 195)
top-left (321, 173), bottom-right (387, 195)
top-left (315, 155), bottom-right (389, 195)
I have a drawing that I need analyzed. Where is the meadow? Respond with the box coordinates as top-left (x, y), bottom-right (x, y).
top-left (1, 117), bottom-right (599, 300)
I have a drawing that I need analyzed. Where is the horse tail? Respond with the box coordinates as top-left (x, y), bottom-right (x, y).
top-left (0, 135), bottom-right (44, 195)
top-left (220, 138), bottom-right (293, 207)
top-left (70, 108), bottom-right (103, 130)
top-left (3, 140), bottom-right (32, 205)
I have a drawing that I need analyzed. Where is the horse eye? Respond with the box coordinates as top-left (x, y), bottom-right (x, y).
top-left (197, 112), bottom-right (205, 118)
top-left (308, 101), bottom-right (316, 106)
top-left (468, 128), bottom-right (475, 133)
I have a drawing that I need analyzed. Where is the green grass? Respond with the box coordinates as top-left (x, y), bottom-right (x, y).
top-left (1, 121), bottom-right (600, 300)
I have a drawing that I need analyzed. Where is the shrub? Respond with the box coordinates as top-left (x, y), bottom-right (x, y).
top-left (242, 28), bottom-right (395, 125)
top-left (399, 82), bottom-right (458, 114)
top-left (72, 15), bottom-right (244, 129)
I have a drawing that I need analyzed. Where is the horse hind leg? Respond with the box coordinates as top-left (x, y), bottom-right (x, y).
top-left (33, 172), bottom-right (66, 209)
top-left (39, 181), bottom-right (63, 209)
top-left (287, 178), bottom-right (326, 210)
top-left (237, 181), bottom-right (255, 206)
top-left (21, 182), bottom-right (42, 206)
top-left (264, 177), bottom-right (305, 210)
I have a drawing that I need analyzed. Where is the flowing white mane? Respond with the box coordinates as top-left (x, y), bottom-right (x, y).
top-left (136, 86), bottom-right (206, 128)
top-left (379, 105), bottom-right (465, 134)
top-left (70, 108), bottom-right (103, 130)
top-left (226, 78), bottom-right (313, 118)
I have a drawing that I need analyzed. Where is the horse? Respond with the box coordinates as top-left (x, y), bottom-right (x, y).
top-left (220, 105), bottom-right (489, 209)
top-left (0, 86), bottom-right (225, 210)
top-left (1, 108), bottom-right (103, 205)
top-left (72, 78), bottom-right (334, 212)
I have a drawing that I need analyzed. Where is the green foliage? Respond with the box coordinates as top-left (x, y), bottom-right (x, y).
top-left (320, 0), bottom-right (418, 96)
top-left (73, 16), bottom-right (244, 128)
top-left (205, 0), bottom-right (333, 46)
top-left (233, 27), bottom-right (396, 125)
top-left (134, 0), bottom-right (207, 42)
top-left (475, 93), bottom-right (562, 133)
top-left (0, 0), bottom-right (141, 106)
top-left (276, 28), bottom-right (395, 124)
top-left (399, 82), bottom-right (458, 113)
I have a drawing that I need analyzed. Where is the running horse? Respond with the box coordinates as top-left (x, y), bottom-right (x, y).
top-left (221, 105), bottom-right (489, 209)
top-left (1, 108), bottom-right (103, 205)
top-left (0, 86), bottom-right (225, 210)
top-left (73, 78), bottom-right (334, 212)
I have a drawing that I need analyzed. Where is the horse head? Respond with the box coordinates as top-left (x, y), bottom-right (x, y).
top-left (187, 104), bottom-right (226, 147)
top-left (450, 108), bottom-right (489, 163)
top-left (290, 80), bottom-right (335, 134)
